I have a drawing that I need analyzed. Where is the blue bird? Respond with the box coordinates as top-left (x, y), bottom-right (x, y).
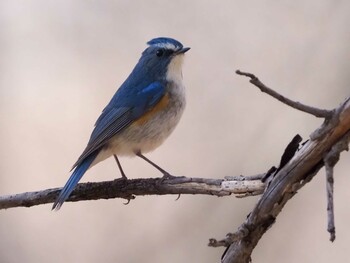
top-left (52, 37), bottom-right (190, 210)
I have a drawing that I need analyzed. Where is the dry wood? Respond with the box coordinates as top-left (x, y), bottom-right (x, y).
top-left (0, 175), bottom-right (265, 209)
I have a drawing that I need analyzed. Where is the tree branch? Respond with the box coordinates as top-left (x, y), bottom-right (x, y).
top-left (236, 70), bottom-right (333, 118)
top-left (324, 130), bottom-right (350, 241)
top-left (211, 72), bottom-right (350, 263)
top-left (0, 175), bottom-right (265, 210)
top-left (1, 69), bottom-right (349, 263)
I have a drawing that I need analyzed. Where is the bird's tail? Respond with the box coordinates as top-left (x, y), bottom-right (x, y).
top-left (52, 151), bottom-right (98, 210)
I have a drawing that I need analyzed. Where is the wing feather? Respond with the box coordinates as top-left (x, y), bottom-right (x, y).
top-left (71, 81), bottom-right (165, 169)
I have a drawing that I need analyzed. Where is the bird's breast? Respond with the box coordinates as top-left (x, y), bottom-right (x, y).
top-left (133, 93), bottom-right (171, 126)
top-left (108, 81), bottom-right (186, 155)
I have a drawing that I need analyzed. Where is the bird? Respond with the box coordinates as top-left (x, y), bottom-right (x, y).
top-left (52, 37), bottom-right (190, 210)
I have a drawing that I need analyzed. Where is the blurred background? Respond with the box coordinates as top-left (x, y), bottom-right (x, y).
top-left (0, 1), bottom-right (349, 262)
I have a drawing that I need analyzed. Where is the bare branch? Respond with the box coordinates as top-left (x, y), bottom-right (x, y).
top-left (325, 160), bottom-right (336, 242)
top-left (209, 224), bottom-right (249, 247)
top-left (211, 134), bottom-right (304, 248)
top-left (1, 69), bottom-right (349, 263)
top-left (214, 72), bottom-right (350, 263)
top-left (324, 130), bottom-right (350, 241)
top-left (236, 70), bottom-right (333, 118)
top-left (0, 175), bottom-right (265, 210)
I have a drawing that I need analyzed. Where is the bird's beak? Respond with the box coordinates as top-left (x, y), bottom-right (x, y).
top-left (175, 47), bottom-right (191, 55)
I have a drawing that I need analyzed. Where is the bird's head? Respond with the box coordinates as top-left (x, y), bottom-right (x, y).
top-left (138, 37), bottom-right (190, 82)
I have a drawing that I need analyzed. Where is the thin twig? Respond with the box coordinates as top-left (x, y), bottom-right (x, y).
top-left (209, 224), bottom-right (249, 247)
top-left (325, 161), bottom-right (336, 242)
top-left (323, 130), bottom-right (350, 241)
top-left (236, 70), bottom-right (332, 118)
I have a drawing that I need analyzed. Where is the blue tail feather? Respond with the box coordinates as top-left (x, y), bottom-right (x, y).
top-left (52, 151), bottom-right (98, 210)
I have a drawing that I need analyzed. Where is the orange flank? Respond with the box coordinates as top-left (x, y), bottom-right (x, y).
top-left (133, 93), bottom-right (170, 125)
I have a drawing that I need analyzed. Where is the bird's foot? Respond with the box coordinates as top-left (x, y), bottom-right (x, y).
top-left (123, 195), bottom-right (135, 205)
top-left (114, 175), bottom-right (128, 183)
top-left (160, 173), bottom-right (186, 183)
top-left (120, 173), bottom-right (128, 181)
top-left (161, 172), bottom-right (177, 180)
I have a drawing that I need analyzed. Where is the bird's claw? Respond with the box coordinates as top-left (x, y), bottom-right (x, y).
top-left (123, 195), bottom-right (135, 205)
top-left (161, 172), bottom-right (177, 180)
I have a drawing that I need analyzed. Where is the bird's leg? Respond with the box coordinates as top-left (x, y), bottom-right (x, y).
top-left (113, 155), bottom-right (127, 179)
top-left (136, 152), bottom-right (175, 179)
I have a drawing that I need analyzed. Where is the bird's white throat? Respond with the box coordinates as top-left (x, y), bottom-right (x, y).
top-left (166, 55), bottom-right (185, 84)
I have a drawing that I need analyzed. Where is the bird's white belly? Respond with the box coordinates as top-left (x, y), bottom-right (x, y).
top-left (110, 103), bottom-right (184, 155)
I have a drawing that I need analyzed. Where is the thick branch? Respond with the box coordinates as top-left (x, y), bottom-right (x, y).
top-left (214, 73), bottom-right (350, 263)
top-left (236, 70), bottom-right (333, 118)
top-left (0, 175), bottom-right (265, 209)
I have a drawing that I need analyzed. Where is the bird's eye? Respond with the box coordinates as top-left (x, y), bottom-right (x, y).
top-left (156, 49), bottom-right (164, 57)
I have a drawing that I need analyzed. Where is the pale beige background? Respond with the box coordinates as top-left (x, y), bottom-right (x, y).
top-left (1, 1), bottom-right (350, 262)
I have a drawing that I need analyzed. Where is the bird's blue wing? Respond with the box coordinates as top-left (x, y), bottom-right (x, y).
top-left (71, 81), bottom-right (165, 169)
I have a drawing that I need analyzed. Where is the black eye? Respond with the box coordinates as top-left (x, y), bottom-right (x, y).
top-left (156, 49), bottom-right (164, 57)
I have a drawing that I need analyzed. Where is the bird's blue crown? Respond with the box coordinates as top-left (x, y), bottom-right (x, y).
top-left (147, 37), bottom-right (183, 51)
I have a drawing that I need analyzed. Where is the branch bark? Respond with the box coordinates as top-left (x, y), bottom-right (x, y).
top-left (0, 175), bottom-right (265, 209)
top-left (324, 130), bottom-right (350, 241)
top-left (211, 72), bottom-right (350, 263)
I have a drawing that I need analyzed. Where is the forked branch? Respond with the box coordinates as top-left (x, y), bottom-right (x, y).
top-left (210, 71), bottom-right (350, 263)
